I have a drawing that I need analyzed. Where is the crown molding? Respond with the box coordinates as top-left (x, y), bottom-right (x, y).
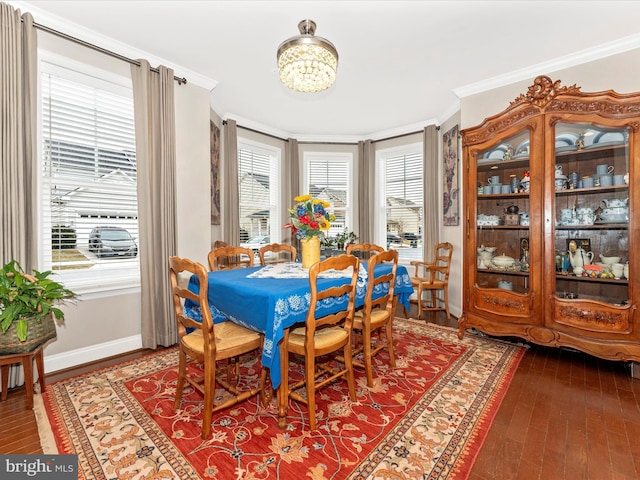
top-left (454, 32), bottom-right (640, 99)
top-left (10, 0), bottom-right (218, 91)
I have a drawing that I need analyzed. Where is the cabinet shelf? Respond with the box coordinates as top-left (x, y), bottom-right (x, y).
top-left (478, 192), bottom-right (529, 199)
top-left (477, 269), bottom-right (529, 277)
top-left (556, 274), bottom-right (628, 284)
top-left (555, 184), bottom-right (628, 196)
top-left (555, 144), bottom-right (627, 162)
top-left (555, 224), bottom-right (628, 230)
top-left (477, 157), bottom-right (530, 172)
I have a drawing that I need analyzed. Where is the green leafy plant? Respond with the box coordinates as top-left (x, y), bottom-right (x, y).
top-left (0, 260), bottom-right (75, 342)
top-left (334, 229), bottom-right (358, 249)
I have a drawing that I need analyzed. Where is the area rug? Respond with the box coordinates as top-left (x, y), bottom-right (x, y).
top-left (36, 318), bottom-right (525, 479)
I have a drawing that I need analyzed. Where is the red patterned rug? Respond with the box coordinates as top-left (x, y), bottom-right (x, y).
top-left (36, 319), bottom-right (525, 479)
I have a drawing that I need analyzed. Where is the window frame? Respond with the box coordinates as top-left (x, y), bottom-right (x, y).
top-left (38, 54), bottom-right (140, 295)
top-left (237, 137), bottom-right (282, 244)
top-left (375, 142), bottom-right (424, 263)
top-left (301, 151), bottom-right (354, 236)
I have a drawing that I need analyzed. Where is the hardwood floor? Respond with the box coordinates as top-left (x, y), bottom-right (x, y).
top-left (1, 307), bottom-right (639, 479)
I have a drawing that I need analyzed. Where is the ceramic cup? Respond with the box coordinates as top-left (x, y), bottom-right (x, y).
top-left (491, 184), bottom-right (502, 194)
top-left (599, 174), bottom-right (613, 187)
top-left (501, 185), bottom-right (511, 194)
top-left (488, 175), bottom-right (500, 184)
top-left (613, 174), bottom-right (626, 185)
top-left (568, 172), bottom-right (580, 188)
top-left (596, 164), bottom-right (614, 175)
top-left (611, 263), bottom-right (624, 279)
top-left (581, 176), bottom-right (595, 188)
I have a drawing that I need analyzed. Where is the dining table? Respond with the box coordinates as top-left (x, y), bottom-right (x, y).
top-left (186, 260), bottom-right (414, 425)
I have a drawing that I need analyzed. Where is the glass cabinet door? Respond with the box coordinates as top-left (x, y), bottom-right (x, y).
top-left (552, 121), bottom-right (630, 306)
top-left (475, 130), bottom-right (532, 293)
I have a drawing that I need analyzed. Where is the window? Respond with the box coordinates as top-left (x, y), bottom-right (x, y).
top-left (40, 61), bottom-right (139, 293)
top-left (237, 139), bottom-right (281, 244)
top-left (303, 152), bottom-right (353, 239)
top-left (376, 143), bottom-right (423, 263)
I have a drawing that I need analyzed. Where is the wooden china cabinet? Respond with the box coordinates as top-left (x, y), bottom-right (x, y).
top-left (459, 75), bottom-right (640, 363)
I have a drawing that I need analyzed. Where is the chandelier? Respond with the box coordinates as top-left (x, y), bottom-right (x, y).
top-left (277, 19), bottom-right (338, 93)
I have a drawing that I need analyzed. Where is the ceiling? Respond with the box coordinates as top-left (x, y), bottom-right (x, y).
top-left (11, 1), bottom-right (640, 140)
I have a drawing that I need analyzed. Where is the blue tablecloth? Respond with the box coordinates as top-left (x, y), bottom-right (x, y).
top-left (186, 262), bottom-right (413, 389)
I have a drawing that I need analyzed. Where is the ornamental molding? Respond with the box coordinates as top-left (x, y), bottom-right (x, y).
top-left (511, 76), bottom-right (581, 108)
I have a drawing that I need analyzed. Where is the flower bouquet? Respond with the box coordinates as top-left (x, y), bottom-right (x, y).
top-left (285, 194), bottom-right (335, 240)
top-left (285, 194), bottom-right (335, 267)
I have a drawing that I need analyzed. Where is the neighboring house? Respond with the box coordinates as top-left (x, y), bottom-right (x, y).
top-left (386, 196), bottom-right (422, 237)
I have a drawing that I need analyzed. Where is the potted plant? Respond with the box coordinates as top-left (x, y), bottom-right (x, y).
top-left (335, 228), bottom-right (358, 250)
top-left (0, 260), bottom-right (75, 354)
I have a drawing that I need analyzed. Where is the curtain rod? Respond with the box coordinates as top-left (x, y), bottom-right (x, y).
top-left (225, 121), bottom-right (437, 144)
top-left (29, 20), bottom-right (187, 85)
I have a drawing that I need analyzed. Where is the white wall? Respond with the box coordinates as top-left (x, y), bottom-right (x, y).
top-left (439, 113), bottom-right (462, 318)
top-left (37, 31), bottom-right (211, 372)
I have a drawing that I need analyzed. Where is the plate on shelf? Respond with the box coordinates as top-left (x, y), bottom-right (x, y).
top-left (594, 130), bottom-right (626, 145)
top-left (483, 144), bottom-right (507, 160)
top-left (556, 144), bottom-right (578, 152)
top-left (515, 139), bottom-right (530, 156)
top-left (555, 132), bottom-right (579, 146)
top-left (580, 128), bottom-right (600, 147)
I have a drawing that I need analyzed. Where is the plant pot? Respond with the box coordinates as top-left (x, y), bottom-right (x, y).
top-left (0, 314), bottom-right (57, 355)
top-left (301, 236), bottom-right (321, 268)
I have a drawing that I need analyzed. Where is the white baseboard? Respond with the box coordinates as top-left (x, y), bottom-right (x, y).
top-left (44, 335), bottom-right (143, 374)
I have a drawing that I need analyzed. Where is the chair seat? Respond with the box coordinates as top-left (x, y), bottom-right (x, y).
top-left (182, 322), bottom-right (261, 353)
top-left (353, 308), bottom-right (389, 330)
top-left (289, 325), bottom-right (348, 349)
top-left (412, 278), bottom-right (445, 288)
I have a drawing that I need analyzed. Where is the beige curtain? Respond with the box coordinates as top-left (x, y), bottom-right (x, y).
top-left (0, 3), bottom-right (37, 271)
top-left (222, 119), bottom-right (240, 244)
top-left (423, 125), bottom-right (439, 260)
top-left (131, 60), bottom-right (177, 349)
top-left (0, 3), bottom-right (38, 390)
top-left (286, 138), bottom-right (300, 253)
top-left (357, 140), bottom-right (375, 243)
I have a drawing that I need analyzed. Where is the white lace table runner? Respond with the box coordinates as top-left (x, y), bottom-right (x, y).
top-left (247, 261), bottom-right (368, 280)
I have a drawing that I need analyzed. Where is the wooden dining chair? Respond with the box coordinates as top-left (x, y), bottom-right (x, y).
top-left (169, 255), bottom-right (265, 439)
top-left (410, 242), bottom-right (453, 319)
top-left (346, 242), bottom-right (385, 260)
top-left (259, 243), bottom-right (297, 266)
top-left (351, 249), bottom-right (398, 387)
top-left (208, 245), bottom-right (254, 271)
top-left (279, 254), bottom-right (359, 430)
top-left (213, 240), bottom-right (229, 249)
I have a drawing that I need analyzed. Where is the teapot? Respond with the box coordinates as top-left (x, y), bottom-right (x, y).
top-left (568, 247), bottom-right (594, 269)
top-left (602, 198), bottom-right (628, 209)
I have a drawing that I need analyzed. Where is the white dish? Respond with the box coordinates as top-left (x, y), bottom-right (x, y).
top-left (556, 144), bottom-right (578, 153)
top-left (587, 140), bottom-right (626, 149)
top-left (594, 130), bottom-right (625, 145)
top-left (515, 139), bottom-right (530, 156)
top-left (580, 128), bottom-right (601, 147)
top-left (484, 144), bottom-right (507, 160)
top-left (555, 132), bottom-right (579, 146)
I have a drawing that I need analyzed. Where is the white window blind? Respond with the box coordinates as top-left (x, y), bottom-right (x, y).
top-left (40, 64), bottom-right (140, 293)
top-left (378, 146), bottom-right (423, 262)
top-left (238, 140), bottom-right (280, 244)
top-left (304, 153), bottom-right (352, 238)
